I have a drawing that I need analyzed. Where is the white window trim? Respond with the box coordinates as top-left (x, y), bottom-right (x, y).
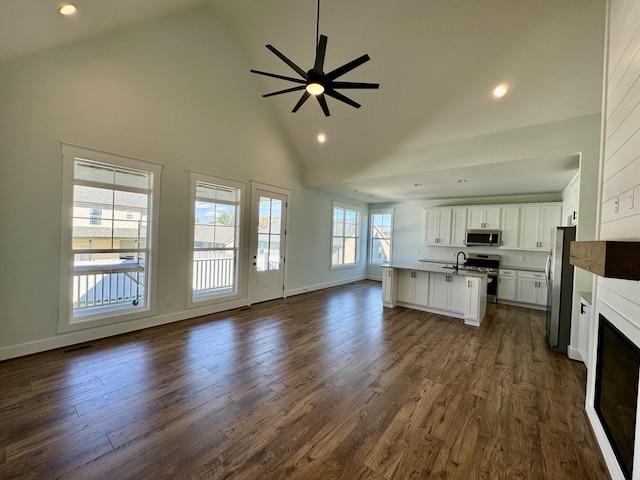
top-left (330, 201), bottom-right (362, 270)
top-left (187, 172), bottom-right (246, 308)
top-left (368, 208), bottom-right (394, 265)
top-left (58, 144), bottom-right (162, 333)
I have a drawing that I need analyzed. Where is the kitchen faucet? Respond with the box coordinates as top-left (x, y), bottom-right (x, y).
top-left (455, 251), bottom-right (467, 271)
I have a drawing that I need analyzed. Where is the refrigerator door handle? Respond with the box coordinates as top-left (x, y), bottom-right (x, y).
top-left (545, 250), bottom-right (552, 294)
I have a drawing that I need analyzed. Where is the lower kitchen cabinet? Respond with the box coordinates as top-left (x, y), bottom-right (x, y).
top-left (497, 269), bottom-right (517, 301)
top-left (516, 271), bottom-right (548, 306)
top-left (428, 273), bottom-right (466, 313)
top-left (397, 269), bottom-right (430, 307)
top-left (382, 267), bottom-right (397, 307)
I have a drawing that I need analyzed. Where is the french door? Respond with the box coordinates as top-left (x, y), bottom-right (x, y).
top-left (248, 182), bottom-right (289, 304)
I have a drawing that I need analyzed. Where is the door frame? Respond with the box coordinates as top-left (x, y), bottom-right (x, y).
top-left (248, 181), bottom-right (291, 304)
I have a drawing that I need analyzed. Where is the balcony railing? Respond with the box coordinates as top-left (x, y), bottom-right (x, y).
top-left (73, 262), bottom-right (145, 315)
top-left (72, 257), bottom-right (237, 315)
top-left (193, 257), bottom-right (234, 294)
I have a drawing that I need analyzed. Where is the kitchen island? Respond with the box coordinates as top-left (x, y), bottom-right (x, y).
top-left (382, 262), bottom-right (487, 326)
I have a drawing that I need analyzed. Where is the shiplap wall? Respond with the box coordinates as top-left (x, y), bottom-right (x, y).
top-left (600, 0), bottom-right (640, 239)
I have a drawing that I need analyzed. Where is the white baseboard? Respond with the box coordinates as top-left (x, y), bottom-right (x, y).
top-left (0, 298), bottom-right (249, 362)
top-left (567, 345), bottom-right (584, 363)
top-left (285, 275), bottom-right (369, 297)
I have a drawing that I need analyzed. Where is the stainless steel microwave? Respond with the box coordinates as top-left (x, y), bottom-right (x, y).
top-left (465, 229), bottom-right (501, 246)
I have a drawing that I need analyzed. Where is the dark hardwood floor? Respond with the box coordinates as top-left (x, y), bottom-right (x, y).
top-left (0, 281), bottom-right (609, 479)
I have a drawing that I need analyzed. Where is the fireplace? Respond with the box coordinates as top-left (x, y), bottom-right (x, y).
top-left (595, 313), bottom-right (640, 480)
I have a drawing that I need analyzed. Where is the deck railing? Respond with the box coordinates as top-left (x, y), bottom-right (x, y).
top-left (72, 257), bottom-right (235, 314)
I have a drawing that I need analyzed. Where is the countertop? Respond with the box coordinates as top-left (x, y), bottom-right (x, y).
top-left (387, 262), bottom-right (488, 278)
top-left (499, 265), bottom-right (545, 273)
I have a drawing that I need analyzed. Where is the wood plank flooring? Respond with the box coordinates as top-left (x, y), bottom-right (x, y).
top-left (0, 281), bottom-right (610, 479)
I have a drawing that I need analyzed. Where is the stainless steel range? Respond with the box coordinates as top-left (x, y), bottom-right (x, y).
top-left (463, 253), bottom-right (500, 303)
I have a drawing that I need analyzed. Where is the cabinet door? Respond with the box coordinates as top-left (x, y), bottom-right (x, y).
top-left (516, 278), bottom-right (537, 304)
top-left (497, 276), bottom-right (517, 301)
top-left (518, 206), bottom-right (540, 250)
top-left (448, 275), bottom-right (467, 313)
top-left (535, 281), bottom-right (548, 306)
top-left (538, 205), bottom-right (561, 250)
top-left (483, 206), bottom-right (501, 229)
top-left (499, 206), bottom-right (519, 248)
top-left (428, 273), bottom-right (449, 309)
top-left (450, 208), bottom-right (468, 246)
top-left (382, 268), bottom-right (396, 304)
top-left (466, 207), bottom-right (486, 229)
top-left (425, 209), bottom-right (452, 245)
top-left (397, 270), bottom-right (413, 304)
top-left (465, 277), bottom-right (480, 321)
top-left (414, 271), bottom-right (430, 307)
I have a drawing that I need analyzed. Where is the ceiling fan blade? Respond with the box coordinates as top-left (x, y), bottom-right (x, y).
top-left (314, 35), bottom-right (328, 72)
top-left (292, 91), bottom-right (311, 112)
top-left (263, 85), bottom-right (307, 98)
top-left (326, 54), bottom-right (371, 80)
top-left (317, 94), bottom-right (331, 117)
top-left (325, 89), bottom-right (361, 109)
top-left (265, 44), bottom-right (308, 79)
top-left (250, 69), bottom-right (306, 84)
top-left (331, 81), bottom-right (380, 90)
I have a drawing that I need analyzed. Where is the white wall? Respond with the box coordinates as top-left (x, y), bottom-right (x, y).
top-left (0, 8), bottom-right (368, 358)
top-left (586, 0), bottom-right (640, 478)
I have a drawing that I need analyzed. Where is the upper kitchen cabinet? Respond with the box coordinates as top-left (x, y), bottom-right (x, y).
top-left (518, 204), bottom-right (562, 250)
top-left (467, 206), bottom-right (501, 229)
top-left (499, 206), bottom-right (519, 248)
top-left (450, 207), bottom-right (468, 247)
top-left (425, 208), bottom-right (452, 245)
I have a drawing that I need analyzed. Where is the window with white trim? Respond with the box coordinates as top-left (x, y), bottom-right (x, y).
top-left (369, 209), bottom-right (394, 265)
top-left (59, 145), bottom-right (161, 332)
top-left (188, 173), bottom-right (243, 306)
top-left (331, 202), bottom-right (361, 267)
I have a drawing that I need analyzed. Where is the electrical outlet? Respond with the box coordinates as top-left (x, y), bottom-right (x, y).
top-left (628, 190), bottom-right (635, 209)
top-left (614, 196), bottom-right (619, 213)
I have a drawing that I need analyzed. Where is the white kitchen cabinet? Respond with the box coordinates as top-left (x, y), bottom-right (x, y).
top-left (429, 272), bottom-right (466, 313)
top-left (516, 271), bottom-right (547, 306)
top-left (497, 269), bottom-right (517, 301)
top-left (450, 207), bottom-right (468, 246)
top-left (382, 267), bottom-right (397, 307)
top-left (464, 277), bottom-right (487, 326)
top-left (467, 206), bottom-right (501, 230)
top-left (518, 204), bottom-right (562, 250)
top-left (425, 208), bottom-right (452, 245)
top-left (499, 206), bottom-right (519, 248)
top-left (397, 269), bottom-right (429, 307)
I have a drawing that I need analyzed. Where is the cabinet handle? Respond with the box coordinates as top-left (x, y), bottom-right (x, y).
top-left (468, 280), bottom-right (471, 287)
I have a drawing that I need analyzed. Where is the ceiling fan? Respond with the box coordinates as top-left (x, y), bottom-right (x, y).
top-left (250, 0), bottom-right (379, 117)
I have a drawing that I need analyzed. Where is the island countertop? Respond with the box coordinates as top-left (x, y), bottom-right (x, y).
top-left (386, 262), bottom-right (488, 278)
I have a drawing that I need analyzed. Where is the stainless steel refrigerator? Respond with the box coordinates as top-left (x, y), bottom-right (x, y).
top-left (545, 226), bottom-right (576, 353)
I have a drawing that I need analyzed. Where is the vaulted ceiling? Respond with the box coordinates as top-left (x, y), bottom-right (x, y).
top-left (1, 0), bottom-right (606, 202)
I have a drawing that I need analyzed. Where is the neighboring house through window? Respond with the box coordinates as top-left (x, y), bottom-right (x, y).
top-left (58, 144), bottom-right (161, 332)
top-left (188, 173), bottom-right (243, 306)
top-left (369, 209), bottom-right (394, 265)
top-left (331, 202), bottom-right (361, 267)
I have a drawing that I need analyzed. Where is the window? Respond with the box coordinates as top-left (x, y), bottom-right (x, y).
top-left (369, 209), bottom-right (394, 265)
top-left (188, 173), bottom-right (244, 306)
top-left (59, 144), bottom-right (161, 332)
top-left (331, 202), bottom-right (361, 267)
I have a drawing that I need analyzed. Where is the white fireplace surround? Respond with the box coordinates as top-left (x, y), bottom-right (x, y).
top-left (587, 279), bottom-right (640, 480)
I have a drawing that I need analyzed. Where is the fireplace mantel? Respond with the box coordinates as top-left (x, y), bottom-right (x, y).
top-left (570, 241), bottom-right (640, 281)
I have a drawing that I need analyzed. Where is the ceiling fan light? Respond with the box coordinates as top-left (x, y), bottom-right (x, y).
top-left (306, 82), bottom-right (325, 95)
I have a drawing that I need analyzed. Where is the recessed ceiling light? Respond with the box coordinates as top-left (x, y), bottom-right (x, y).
top-left (492, 83), bottom-right (509, 99)
top-left (58, 3), bottom-right (77, 15)
top-left (317, 133), bottom-right (326, 143)
top-left (457, 179), bottom-right (468, 183)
